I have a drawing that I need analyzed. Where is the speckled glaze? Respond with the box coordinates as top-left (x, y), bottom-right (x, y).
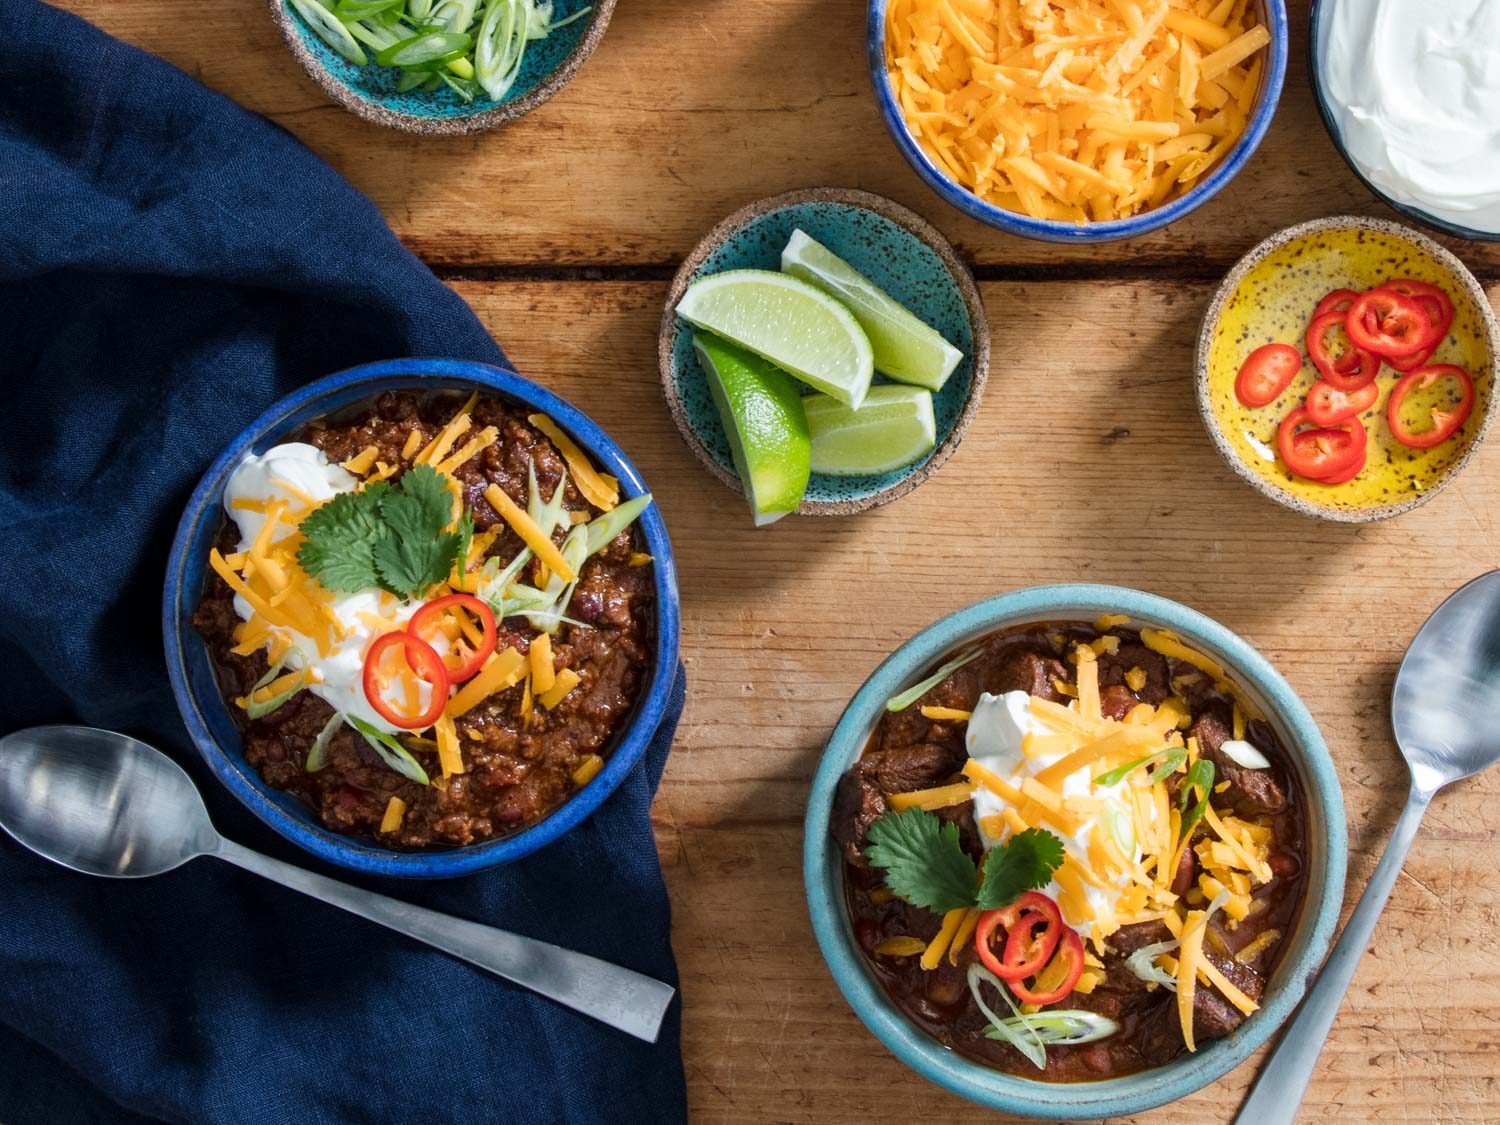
top-left (1196, 216), bottom-right (1498, 523)
top-left (867, 0), bottom-right (1288, 243)
top-left (658, 189), bottom-right (988, 517)
top-left (804, 584), bottom-right (1347, 1119)
top-left (268, 0), bottom-right (615, 134)
top-left (1307, 0), bottom-right (1500, 243)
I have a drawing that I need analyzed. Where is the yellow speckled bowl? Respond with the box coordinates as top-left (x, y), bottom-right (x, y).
top-left (1197, 216), bottom-right (1498, 522)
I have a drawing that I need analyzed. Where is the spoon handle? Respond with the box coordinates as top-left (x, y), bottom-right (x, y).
top-left (211, 837), bottom-right (676, 1043)
top-left (1234, 784), bottom-right (1434, 1125)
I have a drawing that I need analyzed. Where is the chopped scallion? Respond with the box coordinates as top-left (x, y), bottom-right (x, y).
top-left (348, 715), bottom-right (431, 786)
top-left (885, 646), bottom-right (983, 712)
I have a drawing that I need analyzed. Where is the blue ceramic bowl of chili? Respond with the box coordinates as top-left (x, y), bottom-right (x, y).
top-left (163, 358), bottom-right (680, 878)
top-left (803, 584), bottom-right (1346, 1118)
top-left (866, 0), bottom-right (1289, 243)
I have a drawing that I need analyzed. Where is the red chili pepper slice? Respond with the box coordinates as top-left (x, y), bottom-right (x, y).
top-left (1310, 447), bottom-right (1368, 485)
top-left (1378, 278), bottom-right (1454, 342)
top-left (1305, 310), bottom-right (1378, 390)
top-left (362, 630), bottom-right (450, 730)
top-left (1386, 344), bottom-right (1436, 373)
top-left (1001, 909), bottom-right (1064, 980)
top-left (409, 593), bottom-right (497, 684)
top-left (1346, 289), bottom-right (1442, 357)
top-left (1007, 927), bottom-right (1086, 1006)
top-left (974, 892), bottom-right (1063, 981)
top-left (1313, 288), bottom-right (1360, 318)
top-left (1234, 343), bottom-right (1302, 408)
top-left (1278, 406), bottom-right (1367, 481)
top-left (1387, 364), bottom-right (1475, 449)
top-left (1305, 378), bottom-right (1379, 426)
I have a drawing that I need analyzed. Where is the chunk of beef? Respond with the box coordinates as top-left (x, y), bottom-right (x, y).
top-left (935, 799), bottom-right (982, 860)
top-left (874, 741), bottom-right (964, 795)
top-left (1108, 919), bottom-right (1174, 958)
top-left (1193, 989), bottom-right (1245, 1041)
top-left (990, 648), bottom-right (1070, 703)
top-left (1188, 704), bottom-right (1287, 816)
top-left (831, 765), bottom-right (885, 867)
top-left (1098, 642), bottom-right (1170, 704)
top-left (1099, 683), bottom-right (1138, 721)
top-left (1195, 928), bottom-right (1266, 1043)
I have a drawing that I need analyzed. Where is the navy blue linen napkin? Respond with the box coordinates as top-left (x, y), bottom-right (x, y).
top-left (0, 3), bottom-right (687, 1123)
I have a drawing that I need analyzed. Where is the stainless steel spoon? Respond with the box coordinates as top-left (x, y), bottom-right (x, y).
top-left (1236, 569), bottom-right (1500, 1123)
top-left (0, 724), bottom-right (676, 1043)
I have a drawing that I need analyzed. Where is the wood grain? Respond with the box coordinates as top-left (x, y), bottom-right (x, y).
top-left (453, 277), bottom-right (1500, 1123)
top-left (61, 0), bottom-right (1500, 275)
top-left (46, 0), bottom-right (1500, 1118)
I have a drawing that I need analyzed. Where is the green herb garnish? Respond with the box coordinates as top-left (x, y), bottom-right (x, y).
top-left (885, 646), bottom-right (984, 713)
top-left (298, 464), bottom-right (469, 600)
top-left (864, 807), bottom-right (1064, 913)
top-left (1095, 745), bottom-right (1187, 788)
top-left (348, 716), bottom-right (431, 786)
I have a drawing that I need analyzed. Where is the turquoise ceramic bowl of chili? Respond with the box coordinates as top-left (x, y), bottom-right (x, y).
top-left (803, 584), bottom-right (1347, 1118)
top-left (659, 188), bottom-right (989, 516)
top-left (269, 0), bottom-right (615, 135)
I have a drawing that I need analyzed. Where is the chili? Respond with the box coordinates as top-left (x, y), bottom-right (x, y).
top-left (1346, 289), bottom-right (1441, 357)
top-left (1277, 406), bottom-right (1367, 481)
top-left (1305, 311), bottom-right (1377, 390)
top-left (1234, 342), bottom-right (1302, 408)
top-left (1387, 364), bottom-right (1475, 449)
top-left (975, 892), bottom-right (1064, 981)
top-left (1006, 927), bottom-right (1086, 1006)
top-left (409, 593), bottom-right (497, 683)
top-left (1305, 379), bottom-right (1379, 426)
top-left (362, 630), bottom-right (450, 730)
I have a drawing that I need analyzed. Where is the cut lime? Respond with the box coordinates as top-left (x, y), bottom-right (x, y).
top-left (693, 333), bottom-right (811, 526)
top-left (803, 384), bottom-right (937, 476)
top-left (676, 269), bottom-right (874, 408)
top-left (780, 229), bottom-right (963, 392)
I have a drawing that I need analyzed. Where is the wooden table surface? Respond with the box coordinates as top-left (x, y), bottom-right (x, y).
top-left (65, 1), bottom-right (1500, 1121)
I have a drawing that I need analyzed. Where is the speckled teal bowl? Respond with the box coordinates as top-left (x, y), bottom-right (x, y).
top-left (268, 0), bottom-right (615, 134)
top-left (658, 188), bottom-right (989, 516)
top-left (804, 584), bottom-right (1347, 1118)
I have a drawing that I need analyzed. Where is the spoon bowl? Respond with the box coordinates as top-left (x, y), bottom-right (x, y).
top-left (1236, 569), bottom-right (1500, 1123)
top-left (0, 725), bottom-right (215, 878)
top-left (0, 724), bottom-right (675, 1042)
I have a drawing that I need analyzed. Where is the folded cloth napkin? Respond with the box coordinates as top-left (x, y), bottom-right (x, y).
top-left (0, 3), bottom-right (687, 1123)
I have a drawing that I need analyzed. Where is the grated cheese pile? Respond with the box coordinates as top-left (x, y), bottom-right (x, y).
top-left (884, 0), bottom-right (1271, 222)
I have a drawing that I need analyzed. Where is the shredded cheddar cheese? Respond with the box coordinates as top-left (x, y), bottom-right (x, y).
top-left (883, 0), bottom-right (1269, 223)
top-left (379, 796), bottom-right (406, 833)
top-left (528, 413), bottom-right (620, 511)
top-left (572, 753), bottom-right (604, 788)
top-left (484, 484), bottom-right (577, 583)
top-left (539, 668), bottom-right (581, 710)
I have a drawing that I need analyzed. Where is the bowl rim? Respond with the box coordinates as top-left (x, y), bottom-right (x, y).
top-left (657, 186), bottom-right (990, 517)
top-left (802, 583), bottom-right (1347, 1118)
top-left (1306, 0), bottom-right (1500, 244)
top-left (162, 357), bottom-right (681, 878)
top-left (266, 0), bottom-right (618, 136)
top-left (1193, 213), bottom-right (1500, 523)
top-left (865, 0), bottom-right (1290, 244)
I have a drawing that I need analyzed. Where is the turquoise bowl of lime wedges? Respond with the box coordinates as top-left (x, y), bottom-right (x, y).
top-left (269, 0), bottom-right (614, 134)
top-left (659, 189), bottom-right (989, 522)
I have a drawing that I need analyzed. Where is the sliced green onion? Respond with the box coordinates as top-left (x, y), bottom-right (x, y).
top-left (1178, 758), bottom-right (1216, 838)
top-left (475, 0), bottom-right (530, 100)
top-left (348, 17), bottom-right (402, 50)
top-left (967, 964), bottom-right (1046, 1070)
top-left (394, 67), bottom-right (429, 91)
top-left (407, 0), bottom-right (434, 17)
top-left (584, 493), bottom-right (652, 557)
top-left (525, 525), bottom-right (588, 634)
top-left (433, 0), bottom-right (480, 32)
top-left (289, 0), bottom-right (368, 63)
top-left (304, 712), bottom-right (345, 773)
top-left (546, 5), bottom-right (591, 32)
top-left (375, 30), bottom-right (472, 68)
top-left (334, 0), bottom-right (405, 18)
top-left (886, 646), bottom-right (983, 712)
top-left (984, 1010), bottom-right (1120, 1046)
top-left (1220, 738), bottom-right (1271, 769)
top-left (348, 715), bottom-right (431, 786)
top-left (1096, 745), bottom-right (1187, 788)
top-left (245, 669), bottom-right (309, 720)
top-left (1124, 938), bottom-right (1180, 989)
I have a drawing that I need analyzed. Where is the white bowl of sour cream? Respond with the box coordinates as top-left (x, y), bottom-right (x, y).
top-left (1311, 0), bottom-right (1500, 240)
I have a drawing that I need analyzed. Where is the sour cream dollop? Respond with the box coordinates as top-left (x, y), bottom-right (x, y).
top-left (966, 691), bottom-right (1159, 938)
top-left (1320, 0), bottom-right (1500, 234)
top-left (223, 442), bottom-right (436, 734)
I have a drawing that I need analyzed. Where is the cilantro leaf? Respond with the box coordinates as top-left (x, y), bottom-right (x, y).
top-left (374, 527), bottom-right (465, 599)
top-left (976, 828), bottom-right (1066, 910)
top-left (296, 484), bottom-right (389, 593)
top-left (864, 807), bottom-right (978, 913)
top-left (380, 464), bottom-right (453, 545)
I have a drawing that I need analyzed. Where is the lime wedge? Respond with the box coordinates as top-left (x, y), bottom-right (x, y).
top-left (780, 229), bottom-right (963, 392)
top-left (803, 385), bottom-right (936, 476)
top-left (676, 270), bottom-right (874, 408)
top-left (693, 333), bottom-right (811, 526)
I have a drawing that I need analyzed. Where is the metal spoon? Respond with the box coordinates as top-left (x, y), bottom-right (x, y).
top-left (1236, 569), bottom-right (1500, 1123)
top-left (0, 724), bottom-right (675, 1043)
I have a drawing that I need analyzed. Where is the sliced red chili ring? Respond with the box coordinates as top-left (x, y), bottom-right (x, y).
top-left (1305, 378), bottom-right (1379, 426)
top-left (1306, 310), bottom-right (1378, 390)
top-left (1000, 909), bottom-right (1063, 980)
top-left (1346, 289), bottom-right (1442, 357)
top-left (1387, 364), bottom-right (1475, 449)
top-left (1234, 342), bottom-right (1302, 408)
top-left (362, 630), bottom-right (450, 730)
top-left (1386, 344), bottom-right (1436, 373)
top-left (409, 593), bottom-right (497, 683)
top-left (1310, 447), bottom-right (1368, 485)
top-left (1278, 406), bottom-right (1366, 481)
top-left (1378, 278), bottom-right (1454, 342)
top-left (1313, 288), bottom-right (1360, 318)
top-left (974, 892), bottom-right (1064, 981)
top-left (1007, 927), bottom-right (1086, 1006)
